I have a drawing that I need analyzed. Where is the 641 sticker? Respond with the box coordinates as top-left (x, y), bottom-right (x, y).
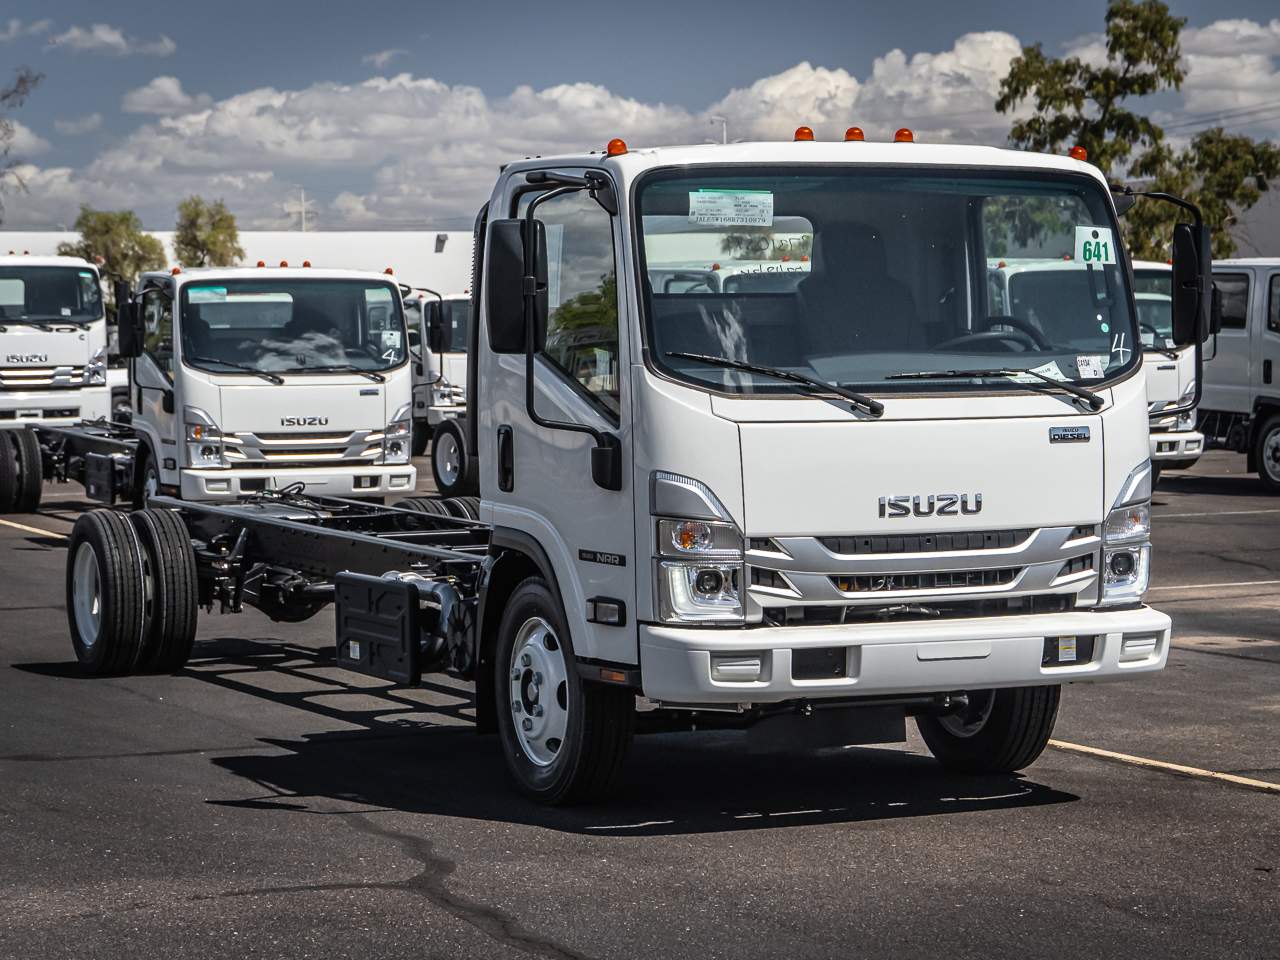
top-left (1074, 226), bottom-right (1116, 265)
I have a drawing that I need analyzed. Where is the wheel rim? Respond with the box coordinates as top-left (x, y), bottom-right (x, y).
top-left (1263, 428), bottom-right (1280, 483)
top-left (936, 690), bottom-right (996, 738)
top-left (437, 434), bottom-right (460, 486)
top-left (508, 616), bottom-right (570, 767)
top-left (143, 465), bottom-right (159, 502)
top-left (72, 542), bottom-right (103, 649)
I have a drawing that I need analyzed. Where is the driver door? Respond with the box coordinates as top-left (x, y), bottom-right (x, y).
top-left (133, 282), bottom-right (180, 480)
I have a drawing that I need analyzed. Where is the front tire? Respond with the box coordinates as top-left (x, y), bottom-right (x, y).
top-left (411, 421), bottom-right (430, 458)
top-left (917, 685), bottom-right (1060, 774)
top-left (0, 432), bottom-right (18, 513)
top-left (431, 420), bottom-right (473, 497)
top-left (1255, 414), bottom-right (1280, 494)
top-left (495, 577), bottom-right (634, 804)
top-left (11, 429), bottom-right (43, 512)
top-left (134, 454), bottom-right (161, 509)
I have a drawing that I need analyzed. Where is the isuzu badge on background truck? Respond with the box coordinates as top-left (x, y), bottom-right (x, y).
top-left (64, 131), bottom-right (1213, 804)
top-left (0, 254), bottom-right (110, 512)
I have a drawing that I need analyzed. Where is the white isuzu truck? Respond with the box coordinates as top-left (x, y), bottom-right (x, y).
top-left (62, 132), bottom-right (1212, 804)
top-left (1199, 259), bottom-right (1280, 492)
top-left (0, 254), bottom-right (111, 512)
top-left (31, 265), bottom-right (416, 511)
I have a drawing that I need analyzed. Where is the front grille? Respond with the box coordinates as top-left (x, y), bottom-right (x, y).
top-left (819, 529), bottom-right (1033, 555)
top-left (0, 365), bottom-right (86, 390)
top-left (833, 567), bottom-right (1018, 593)
top-left (224, 428), bottom-right (382, 468)
top-left (1059, 554), bottom-right (1094, 576)
top-left (762, 593), bottom-right (1076, 626)
top-left (0, 406), bottom-right (79, 419)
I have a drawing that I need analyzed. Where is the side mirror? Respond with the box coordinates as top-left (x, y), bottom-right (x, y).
top-left (425, 301), bottom-right (446, 354)
top-left (485, 218), bottom-right (547, 354)
top-left (113, 280), bottom-right (142, 358)
top-left (1170, 222), bottom-right (1211, 346)
top-left (1210, 284), bottom-right (1223, 336)
top-left (1111, 187), bottom-right (1137, 217)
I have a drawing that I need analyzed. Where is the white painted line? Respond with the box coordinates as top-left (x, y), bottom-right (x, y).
top-left (1148, 579), bottom-right (1280, 592)
top-left (0, 517), bottom-right (68, 540)
top-left (1157, 508), bottom-right (1280, 519)
top-left (1049, 740), bottom-right (1280, 794)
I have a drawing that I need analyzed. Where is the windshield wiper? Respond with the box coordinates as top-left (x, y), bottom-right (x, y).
top-left (282, 364), bottom-right (385, 383)
top-left (1144, 344), bottom-right (1179, 360)
top-left (185, 356), bottom-right (284, 385)
top-left (888, 367), bottom-right (1104, 411)
top-left (0, 318), bottom-right (55, 332)
top-left (667, 351), bottom-right (884, 416)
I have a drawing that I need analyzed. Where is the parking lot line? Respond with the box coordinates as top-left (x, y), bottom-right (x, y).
top-left (1049, 739), bottom-right (1280, 794)
top-left (0, 518), bottom-right (69, 540)
top-left (1148, 578), bottom-right (1280, 592)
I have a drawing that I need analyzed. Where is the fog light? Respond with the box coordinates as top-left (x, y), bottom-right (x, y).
top-left (1109, 551), bottom-right (1136, 577)
top-left (1121, 633), bottom-right (1160, 661)
top-left (694, 569), bottom-right (724, 595)
top-left (388, 441), bottom-right (403, 457)
top-left (389, 475), bottom-right (411, 488)
top-left (205, 479), bottom-right (230, 493)
top-left (711, 655), bottom-right (763, 682)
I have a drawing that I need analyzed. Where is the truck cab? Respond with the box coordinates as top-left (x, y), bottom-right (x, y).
top-left (120, 266), bottom-right (416, 502)
top-left (1202, 259), bottom-right (1280, 492)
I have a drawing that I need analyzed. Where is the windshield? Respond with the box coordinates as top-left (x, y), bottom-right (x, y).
top-left (1132, 269), bottom-right (1173, 350)
top-left (637, 168), bottom-right (1138, 396)
top-left (442, 298), bottom-right (469, 354)
top-left (0, 266), bottom-right (103, 322)
top-left (179, 279), bottom-right (407, 375)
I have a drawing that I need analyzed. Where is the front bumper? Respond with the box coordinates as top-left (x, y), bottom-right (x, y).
top-left (0, 386), bottom-right (111, 426)
top-left (426, 404), bottom-right (464, 427)
top-left (638, 606), bottom-right (1170, 704)
top-left (180, 464), bottom-right (417, 501)
top-left (1149, 429), bottom-right (1204, 463)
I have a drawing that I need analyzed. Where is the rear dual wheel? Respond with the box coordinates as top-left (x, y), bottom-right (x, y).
top-left (66, 508), bottom-right (197, 675)
top-left (0, 430), bottom-right (41, 513)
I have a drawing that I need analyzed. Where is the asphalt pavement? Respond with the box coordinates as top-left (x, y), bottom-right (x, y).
top-left (1, 450), bottom-right (1277, 959)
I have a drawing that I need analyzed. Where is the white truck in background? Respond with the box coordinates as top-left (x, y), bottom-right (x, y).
top-left (403, 289), bottom-right (473, 494)
top-left (0, 255), bottom-right (111, 512)
top-left (64, 132), bottom-right (1215, 804)
top-left (24, 265), bottom-right (416, 513)
top-left (1202, 259), bottom-right (1280, 492)
top-left (1131, 260), bottom-right (1203, 478)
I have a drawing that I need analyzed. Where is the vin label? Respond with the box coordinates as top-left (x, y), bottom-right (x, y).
top-left (1049, 426), bottom-right (1091, 444)
top-left (579, 549), bottom-right (626, 567)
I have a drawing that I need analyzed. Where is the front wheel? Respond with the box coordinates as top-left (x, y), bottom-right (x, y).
top-left (495, 578), bottom-right (634, 804)
top-left (917, 685), bottom-right (1060, 774)
top-left (1255, 414), bottom-right (1280, 494)
top-left (134, 455), bottom-right (161, 509)
top-left (11, 429), bottom-right (43, 512)
top-left (431, 420), bottom-right (473, 497)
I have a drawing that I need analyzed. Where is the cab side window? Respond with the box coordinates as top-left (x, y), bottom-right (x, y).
top-left (1268, 275), bottom-right (1279, 334)
top-left (1214, 274), bottom-right (1250, 331)
top-left (519, 186), bottom-right (620, 418)
top-left (142, 286), bottom-right (174, 379)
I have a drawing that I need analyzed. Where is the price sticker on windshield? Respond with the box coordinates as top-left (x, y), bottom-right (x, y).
top-left (1074, 226), bottom-right (1116, 265)
top-left (689, 189), bottom-right (774, 227)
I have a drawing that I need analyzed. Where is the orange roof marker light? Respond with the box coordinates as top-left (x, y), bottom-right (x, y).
top-left (606, 138), bottom-right (628, 157)
top-left (1069, 145), bottom-right (1088, 162)
top-left (257, 260), bottom-right (266, 267)
top-left (894, 128), bottom-right (915, 143)
top-left (844, 126), bottom-right (865, 142)
top-left (384, 267), bottom-right (394, 275)
top-left (171, 266), bottom-right (182, 275)
top-left (711, 262), bottom-right (721, 271)
top-left (302, 260), bottom-right (311, 267)
top-left (794, 126), bottom-right (815, 142)
top-left (279, 260), bottom-right (289, 267)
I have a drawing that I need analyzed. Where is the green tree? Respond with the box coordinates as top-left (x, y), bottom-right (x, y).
top-left (57, 207), bottom-right (166, 301)
top-left (0, 66), bottom-right (43, 225)
top-left (173, 195), bottom-right (244, 267)
top-left (996, 0), bottom-right (1280, 259)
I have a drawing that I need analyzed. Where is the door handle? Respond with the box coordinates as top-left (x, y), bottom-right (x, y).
top-left (497, 425), bottom-right (514, 492)
top-left (1265, 359), bottom-right (1273, 384)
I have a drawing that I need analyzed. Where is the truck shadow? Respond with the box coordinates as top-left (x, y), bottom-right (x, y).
top-left (179, 635), bottom-right (1077, 836)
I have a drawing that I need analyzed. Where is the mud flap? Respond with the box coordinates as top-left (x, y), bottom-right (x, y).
top-left (334, 572), bottom-right (422, 685)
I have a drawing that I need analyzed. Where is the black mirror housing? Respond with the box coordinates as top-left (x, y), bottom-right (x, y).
top-left (485, 218), bottom-right (547, 354)
top-left (113, 280), bottom-right (142, 357)
top-left (425, 300), bottom-right (446, 353)
top-left (1170, 222), bottom-right (1211, 347)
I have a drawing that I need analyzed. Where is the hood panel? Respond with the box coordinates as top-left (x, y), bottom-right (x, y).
top-left (1143, 349), bottom-right (1194, 406)
top-left (739, 416), bottom-right (1103, 535)
top-left (217, 382), bottom-right (386, 434)
top-left (1, 326), bottom-right (100, 366)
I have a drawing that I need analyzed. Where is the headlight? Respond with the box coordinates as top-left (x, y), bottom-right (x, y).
top-left (84, 347), bottom-right (107, 385)
top-left (1100, 462), bottom-right (1151, 606)
top-left (382, 402), bottom-right (412, 464)
top-left (651, 472), bottom-right (744, 623)
top-left (184, 405), bottom-right (226, 468)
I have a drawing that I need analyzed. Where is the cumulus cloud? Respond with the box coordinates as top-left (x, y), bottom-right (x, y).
top-left (363, 49), bottom-right (408, 70)
top-left (6, 122), bottom-right (50, 157)
top-left (53, 113), bottom-right (103, 136)
top-left (123, 77), bottom-right (213, 116)
top-left (48, 23), bottom-right (175, 57)
top-left (0, 18), bottom-right (51, 42)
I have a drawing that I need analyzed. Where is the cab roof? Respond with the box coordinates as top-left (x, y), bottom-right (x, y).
top-left (142, 266), bottom-right (401, 285)
top-left (0, 254), bottom-right (99, 271)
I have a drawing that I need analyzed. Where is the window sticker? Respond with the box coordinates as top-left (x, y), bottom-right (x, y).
top-left (1010, 360), bottom-right (1069, 384)
top-left (78, 270), bottom-right (94, 278)
top-left (1074, 226), bottom-right (1116, 265)
top-left (1076, 355), bottom-right (1106, 379)
top-left (188, 286), bottom-right (228, 303)
top-left (688, 189), bottom-right (774, 227)
top-left (60, 307), bottom-right (71, 316)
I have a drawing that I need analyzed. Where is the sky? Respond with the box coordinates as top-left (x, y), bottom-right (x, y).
top-left (1, 1), bottom-right (1278, 232)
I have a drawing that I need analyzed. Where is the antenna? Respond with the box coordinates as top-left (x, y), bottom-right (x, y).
top-left (284, 185), bottom-right (316, 232)
top-left (709, 115), bottom-right (728, 144)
